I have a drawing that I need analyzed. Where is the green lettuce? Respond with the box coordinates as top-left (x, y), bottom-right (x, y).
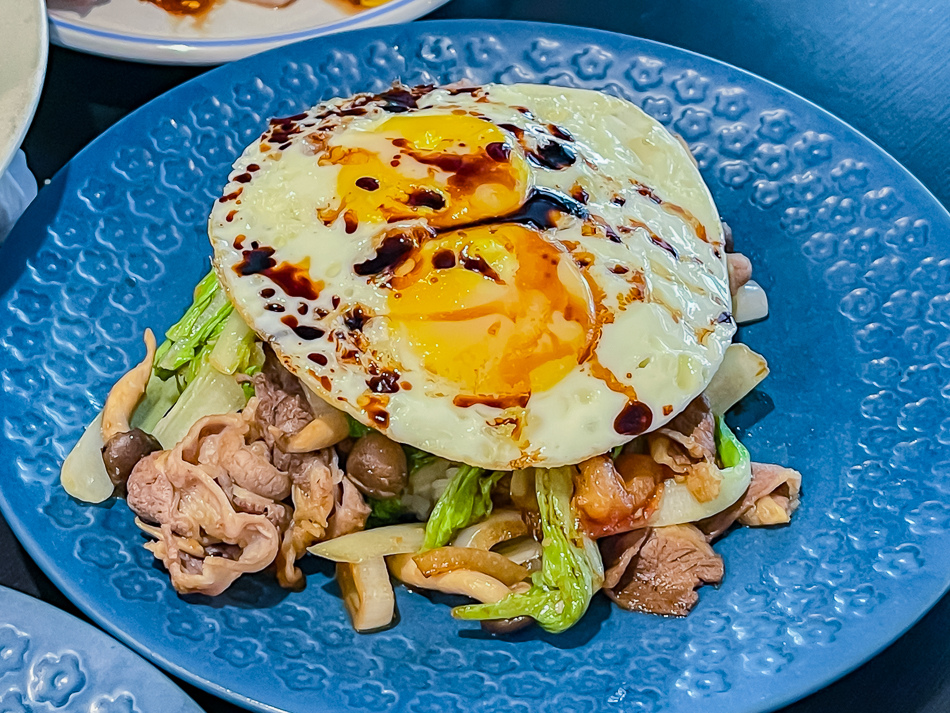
top-left (130, 269), bottom-right (262, 436)
top-left (345, 414), bottom-right (375, 439)
top-left (423, 465), bottom-right (504, 550)
top-left (405, 445), bottom-right (437, 475)
top-left (366, 497), bottom-right (411, 528)
top-left (452, 466), bottom-right (604, 633)
top-left (154, 270), bottom-right (234, 382)
top-left (715, 415), bottom-right (749, 469)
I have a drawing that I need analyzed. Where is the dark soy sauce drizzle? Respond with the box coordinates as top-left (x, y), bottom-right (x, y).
top-left (235, 247), bottom-right (276, 276)
top-left (367, 370), bottom-right (400, 394)
top-left (280, 315), bottom-right (325, 341)
top-left (614, 400), bottom-right (653, 435)
top-left (353, 234), bottom-right (418, 276)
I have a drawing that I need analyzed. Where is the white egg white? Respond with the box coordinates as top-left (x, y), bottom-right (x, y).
top-left (209, 83), bottom-right (734, 470)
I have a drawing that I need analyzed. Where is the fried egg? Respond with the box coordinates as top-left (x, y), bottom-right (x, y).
top-left (209, 83), bottom-right (734, 470)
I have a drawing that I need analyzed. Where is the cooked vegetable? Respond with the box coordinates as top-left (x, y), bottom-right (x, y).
top-left (733, 280), bottom-right (769, 324)
top-left (509, 468), bottom-right (538, 511)
top-left (278, 415), bottom-right (349, 453)
top-left (130, 371), bottom-right (182, 434)
top-left (101, 329), bottom-right (156, 442)
top-left (139, 271), bottom-right (262, 439)
top-left (150, 361), bottom-right (247, 449)
top-left (208, 309), bottom-right (258, 376)
top-left (101, 429), bottom-right (162, 488)
top-left (345, 414), bottom-right (374, 439)
top-left (451, 510), bottom-right (528, 550)
top-left (388, 554), bottom-right (510, 603)
top-left (366, 497), bottom-right (410, 528)
top-left (702, 343), bottom-right (769, 415)
top-left (154, 270), bottom-right (232, 381)
top-left (347, 432), bottom-right (409, 499)
top-left (401, 457), bottom-right (454, 520)
top-left (494, 536), bottom-right (543, 569)
top-left (453, 467), bottom-right (604, 634)
top-left (648, 416), bottom-right (752, 526)
top-left (412, 547), bottom-right (530, 587)
top-left (404, 446), bottom-right (437, 475)
top-left (60, 414), bottom-right (113, 504)
top-left (308, 523), bottom-right (426, 563)
top-left (337, 558), bottom-right (395, 632)
top-left (423, 465), bottom-right (504, 550)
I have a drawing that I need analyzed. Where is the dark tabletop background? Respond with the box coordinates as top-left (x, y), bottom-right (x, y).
top-left (8, 0), bottom-right (950, 711)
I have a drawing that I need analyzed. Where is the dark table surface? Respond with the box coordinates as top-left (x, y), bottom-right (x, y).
top-left (8, 0), bottom-right (950, 712)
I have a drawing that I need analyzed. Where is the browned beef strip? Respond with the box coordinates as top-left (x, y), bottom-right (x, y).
top-left (700, 462), bottom-right (802, 540)
top-left (602, 524), bottom-right (724, 616)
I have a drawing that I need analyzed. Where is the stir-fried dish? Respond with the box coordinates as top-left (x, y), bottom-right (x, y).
top-left (61, 82), bottom-right (800, 634)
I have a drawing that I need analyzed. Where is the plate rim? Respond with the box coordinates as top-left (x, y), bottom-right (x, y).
top-left (0, 584), bottom-right (205, 713)
top-left (4, 18), bottom-right (950, 713)
top-left (0, 0), bottom-right (48, 177)
top-left (46, 0), bottom-right (450, 65)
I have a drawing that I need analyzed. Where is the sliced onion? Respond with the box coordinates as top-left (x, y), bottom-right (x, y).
top-left (703, 343), bottom-right (770, 416)
top-left (493, 536), bottom-right (543, 569)
top-left (337, 558), bottom-right (395, 632)
top-left (452, 510), bottom-right (527, 549)
top-left (733, 279), bottom-right (769, 324)
top-left (648, 460), bottom-right (752, 527)
top-left (509, 469), bottom-right (537, 510)
top-left (388, 554), bottom-right (510, 603)
top-left (307, 523), bottom-right (425, 563)
top-left (277, 416), bottom-right (348, 453)
top-left (412, 546), bottom-right (530, 586)
top-left (60, 412), bottom-right (114, 504)
top-left (301, 384), bottom-right (350, 437)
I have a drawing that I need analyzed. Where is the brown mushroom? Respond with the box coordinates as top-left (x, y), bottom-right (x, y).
top-left (346, 432), bottom-right (408, 499)
top-left (480, 616), bottom-right (534, 635)
top-left (101, 428), bottom-right (163, 489)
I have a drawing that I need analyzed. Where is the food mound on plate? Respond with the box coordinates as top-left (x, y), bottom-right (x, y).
top-left (61, 82), bottom-right (800, 634)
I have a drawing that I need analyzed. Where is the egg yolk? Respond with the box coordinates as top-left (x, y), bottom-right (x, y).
top-left (387, 223), bottom-right (595, 402)
top-left (330, 112), bottom-right (531, 228)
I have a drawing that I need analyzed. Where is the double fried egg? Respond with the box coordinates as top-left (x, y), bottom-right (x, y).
top-left (209, 83), bottom-right (734, 470)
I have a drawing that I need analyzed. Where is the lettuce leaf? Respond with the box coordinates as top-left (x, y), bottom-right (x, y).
top-left (346, 414), bottom-right (375, 439)
top-left (715, 415), bottom-right (749, 469)
top-left (366, 497), bottom-right (412, 528)
top-left (132, 270), bottom-right (261, 436)
top-left (422, 465), bottom-right (504, 550)
top-left (154, 270), bottom-right (233, 381)
top-left (452, 466), bottom-right (604, 633)
top-left (405, 445), bottom-right (436, 475)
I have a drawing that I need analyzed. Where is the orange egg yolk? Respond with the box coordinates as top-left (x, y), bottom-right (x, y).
top-left (386, 223), bottom-right (595, 400)
top-left (331, 112), bottom-right (531, 227)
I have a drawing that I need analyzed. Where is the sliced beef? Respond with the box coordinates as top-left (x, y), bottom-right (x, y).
top-left (650, 394), bottom-right (715, 469)
top-left (249, 350), bottom-right (323, 479)
top-left (328, 475), bottom-right (371, 539)
top-left (701, 462), bottom-right (802, 539)
top-left (126, 452), bottom-right (177, 527)
top-left (124, 350), bottom-right (366, 596)
top-left (195, 417), bottom-right (291, 501)
top-left (275, 454), bottom-right (337, 589)
top-left (126, 420), bottom-right (281, 597)
top-left (602, 524), bottom-right (724, 616)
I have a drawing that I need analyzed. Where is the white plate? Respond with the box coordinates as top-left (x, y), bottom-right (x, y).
top-left (0, 0), bottom-right (48, 177)
top-left (46, 0), bottom-right (451, 65)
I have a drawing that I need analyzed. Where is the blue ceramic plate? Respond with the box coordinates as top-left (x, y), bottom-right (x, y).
top-left (1, 20), bottom-right (949, 713)
top-left (0, 585), bottom-right (202, 712)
